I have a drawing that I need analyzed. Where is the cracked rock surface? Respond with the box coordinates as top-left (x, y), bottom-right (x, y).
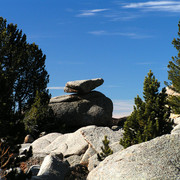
top-left (87, 133), bottom-right (180, 180)
top-left (31, 125), bottom-right (124, 168)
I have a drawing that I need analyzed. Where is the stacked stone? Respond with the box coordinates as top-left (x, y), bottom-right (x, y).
top-left (49, 78), bottom-right (113, 128)
top-left (64, 78), bottom-right (104, 94)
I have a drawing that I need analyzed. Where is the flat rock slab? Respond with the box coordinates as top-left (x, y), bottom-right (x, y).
top-left (64, 78), bottom-right (104, 94)
top-left (87, 133), bottom-right (180, 180)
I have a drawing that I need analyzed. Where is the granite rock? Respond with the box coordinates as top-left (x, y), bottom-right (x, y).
top-left (64, 78), bottom-right (104, 94)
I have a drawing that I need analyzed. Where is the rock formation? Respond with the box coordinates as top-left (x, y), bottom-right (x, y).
top-left (64, 78), bottom-right (104, 94)
top-left (87, 130), bottom-right (180, 180)
top-left (49, 78), bottom-right (113, 127)
top-left (22, 125), bottom-right (123, 179)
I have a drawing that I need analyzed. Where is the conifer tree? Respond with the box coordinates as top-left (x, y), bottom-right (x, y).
top-left (120, 70), bottom-right (173, 148)
top-left (166, 21), bottom-right (180, 114)
top-left (0, 17), bottom-right (49, 116)
top-left (23, 91), bottom-right (54, 137)
top-left (97, 136), bottom-right (113, 161)
top-left (0, 17), bottom-right (50, 138)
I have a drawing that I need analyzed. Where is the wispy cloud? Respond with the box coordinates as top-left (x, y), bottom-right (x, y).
top-left (47, 87), bottom-right (64, 90)
top-left (122, 1), bottom-right (180, 12)
top-left (77, 9), bottom-right (109, 17)
top-left (112, 99), bottom-right (134, 118)
top-left (88, 30), bottom-right (152, 39)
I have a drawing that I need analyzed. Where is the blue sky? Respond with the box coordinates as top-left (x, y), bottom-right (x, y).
top-left (1, 0), bottom-right (180, 117)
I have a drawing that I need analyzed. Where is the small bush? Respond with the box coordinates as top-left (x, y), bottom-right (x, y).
top-left (97, 136), bottom-right (113, 161)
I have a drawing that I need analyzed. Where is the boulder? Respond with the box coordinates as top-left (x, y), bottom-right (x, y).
top-left (87, 133), bottom-right (180, 180)
top-left (49, 91), bottom-right (113, 127)
top-left (35, 154), bottom-right (70, 180)
top-left (64, 78), bottom-right (104, 94)
top-left (79, 126), bottom-right (124, 153)
top-left (31, 126), bottom-right (124, 169)
top-left (42, 130), bottom-right (89, 157)
top-left (24, 135), bottom-right (34, 143)
top-left (32, 133), bottom-right (62, 157)
top-left (27, 165), bottom-right (41, 176)
top-left (171, 123), bottom-right (180, 134)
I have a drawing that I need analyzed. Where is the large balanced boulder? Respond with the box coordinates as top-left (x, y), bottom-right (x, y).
top-left (64, 78), bottom-right (104, 94)
top-left (49, 91), bottom-right (113, 127)
top-left (87, 133), bottom-right (180, 180)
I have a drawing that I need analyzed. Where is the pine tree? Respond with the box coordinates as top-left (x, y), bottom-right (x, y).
top-left (166, 21), bottom-right (180, 114)
top-left (120, 70), bottom-right (173, 148)
top-left (0, 17), bottom-right (49, 116)
top-left (0, 17), bottom-right (49, 138)
top-left (97, 136), bottom-right (113, 161)
top-left (23, 91), bottom-right (54, 137)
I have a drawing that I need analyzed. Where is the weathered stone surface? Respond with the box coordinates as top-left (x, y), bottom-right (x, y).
top-left (31, 126), bottom-right (123, 169)
top-left (79, 125), bottom-right (124, 153)
top-left (19, 143), bottom-right (31, 154)
top-left (87, 133), bottom-right (180, 180)
top-left (49, 91), bottom-right (113, 127)
top-left (36, 154), bottom-right (70, 180)
top-left (42, 130), bottom-right (88, 157)
top-left (64, 78), bottom-right (104, 94)
top-left (66, 154), bottom-right (84, 167)
top-left (88, 154), bottom-right (100, 172)
top-left (173, 115), bottom-right (180, 125)
top-left (80, 144), bottom-right (96, 165)
top-left (171, 123), bottom-right (180, 134)
top-left (32, 133), bottom-right (62, 157)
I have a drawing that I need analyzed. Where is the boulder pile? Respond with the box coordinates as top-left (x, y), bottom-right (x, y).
top-left (49, 78), bottom-right (113, 128)
top-left (22, 125), bottom-right (124, 179)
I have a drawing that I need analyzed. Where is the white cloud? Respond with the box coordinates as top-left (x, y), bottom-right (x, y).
top-left (77, 9), bottom-right (109, 16)
top-left (112, 99), bottom-right (134, 118)
top-left (89, 30), bottom-right (107, 35)
top-left (47, 87), bottom-right (64, 90)
top-left (88, 30), bottom-right (152, 39)
top-left (122, 1), bottom-right (180, 12)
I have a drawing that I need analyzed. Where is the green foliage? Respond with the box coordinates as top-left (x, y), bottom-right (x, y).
top-left (120, 70), bottom-right (173, 148)
top-left (97, 136), bottom-right (113, 161)
top-left (0, 17), bottom-right (49, 139)
top-left (165, 21), bottom-right (180, 114)
top-left (23, 91), bottom-right (55, 137)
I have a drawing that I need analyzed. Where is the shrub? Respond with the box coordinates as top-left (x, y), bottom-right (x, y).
top-left (97, 136), bottom-right (113, 161)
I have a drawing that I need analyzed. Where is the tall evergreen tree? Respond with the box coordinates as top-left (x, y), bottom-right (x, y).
top-left (0, 17), bottom-right (49, 115)
top-left (166, 21), bottom-right (180, 114)
top-left (120, 70), bottom-right (173, 148)
top-left (0, 17), bottom-right (49, 138)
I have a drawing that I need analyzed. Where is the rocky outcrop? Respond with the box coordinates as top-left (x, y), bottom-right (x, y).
top-left (31, 126), bottom-right (124, 170)
top-left (87, 133), bottom-right (180, 180)
top-left (49, 91), bottom-right (113, 127)
top-left (64, 78), bottom-right (104, 94)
